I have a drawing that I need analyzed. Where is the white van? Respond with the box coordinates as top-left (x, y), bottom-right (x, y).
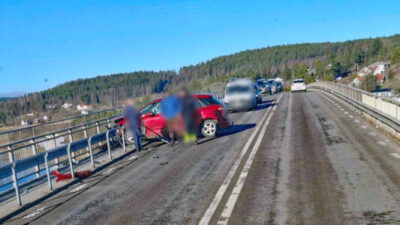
top-left (223, 79), bottom-right (257, 112)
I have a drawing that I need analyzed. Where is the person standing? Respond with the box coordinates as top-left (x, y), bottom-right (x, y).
top-left (179, 87), bottom-right (198, 144)
top-left (123, 99), bottom-right (142, 151)
top-left (160, 92), bottom-right (181, 146)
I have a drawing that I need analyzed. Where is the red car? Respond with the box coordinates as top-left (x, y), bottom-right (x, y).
top-left (114, 94), bottom-right (231, 141)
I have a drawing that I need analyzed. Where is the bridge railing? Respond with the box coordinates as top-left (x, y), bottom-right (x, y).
top-left (0, 108), bottom-right (123, 168)
top-left (0, 127), bottom-right (125, 206)
top-left (309, 82), bottom-right (400, 131)
top-left (0, 107), bottom-right (122, 146)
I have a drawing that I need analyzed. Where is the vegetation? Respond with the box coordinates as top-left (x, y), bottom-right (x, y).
top-left (1, 34), bottom-right (400, 124)
top-left (360, 74), bottom-right (378, 92)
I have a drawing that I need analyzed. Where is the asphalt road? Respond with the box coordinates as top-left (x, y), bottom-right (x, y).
top-left (4, 91), bottom-right (400, 225)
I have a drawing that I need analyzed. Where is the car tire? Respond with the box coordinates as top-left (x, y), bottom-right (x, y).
top-left (201, 119), bottom-right (217, 138)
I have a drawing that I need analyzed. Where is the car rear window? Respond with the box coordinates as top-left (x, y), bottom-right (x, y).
top-left (198, 96), bottom-right (222, 106)
top-left (293, 80), bottom-right (305, 83)
top-left (226, 85), bottom-right (251, 94)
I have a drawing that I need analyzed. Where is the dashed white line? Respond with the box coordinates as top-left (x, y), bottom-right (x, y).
top-left (349, 115), bottom-right (354, 118)
top-left (69, 184), bottom-right (87, 193)
top-left (128, 155), bottom-right (138, 161)
top-left (24, 207), bottom-right (47, 219)
top-left (391, 153), bottom-right (400, 159)
top-left (354, 120), bottom-right (360, 123)
top-left (378, 141), bottom-right (387, 146)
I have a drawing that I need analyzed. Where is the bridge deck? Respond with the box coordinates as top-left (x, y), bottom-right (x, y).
top-left (2, 92), bottom-right (400, 225)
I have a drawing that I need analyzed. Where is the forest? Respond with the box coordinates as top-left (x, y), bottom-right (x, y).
top-left (1, 34), bottom-right (400, 124)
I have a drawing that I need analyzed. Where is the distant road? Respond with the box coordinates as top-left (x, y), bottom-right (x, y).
top-left (4, 92), bottom-right (400, 225)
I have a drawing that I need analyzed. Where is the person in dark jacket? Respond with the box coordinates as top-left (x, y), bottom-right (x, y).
top-left (123, 99), bottom-right (142, 151)
top-left (179, 87), bottom-right (198, 144)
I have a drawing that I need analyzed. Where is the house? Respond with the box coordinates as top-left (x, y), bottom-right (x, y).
top-left (81, 110), bottom-right (89, 115)
top-left (375, 74), bottom-right (386, 83)
top-left (352, 76), bottom-right (365, 87)
top-left (62, 102), bottom-right (72, 109)
top-left (358, 67), bottom-right (372, 77)
top-left (77, 104), bottom-right (93, 111)
top-left (21, 120), bottom-right (32, 126)
top-left (372, 89), bottom-right (394, 98)
top-left (46, 104), bottom-right (57, 109)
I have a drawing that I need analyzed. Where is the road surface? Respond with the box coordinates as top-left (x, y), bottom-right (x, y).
top-left (3, 91), bottom-right (400, 225)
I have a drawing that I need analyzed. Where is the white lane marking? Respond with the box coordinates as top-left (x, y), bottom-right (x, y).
top-left (216, 98), bottom-right (280, 225)
top-left (103, 167), bottom-right (117, 175)
top-left (349, 115), bottom-right (354, 118)
top-left (198, 95), bottom-right (282, 225)
top-left (361, 125), bottom-right (367, 129)
top-left (340, 108), bottom-right (344, 111)
top-left (24, 207), bottom-right (47, 219)
top-left (391, 153), bottom-right (400, 159)
top-left (369, 132), bottom-right (376, 136)
top-left (344, 111), bottom-right (348, 114)
top-left (378, 141), bottom-right (387, 146)
top-left (354, 120), bottom-right (360, 123)
top-left (69, 184), bottom-right (87, 193)
top-left (128, 155), bottom-right (138, 161)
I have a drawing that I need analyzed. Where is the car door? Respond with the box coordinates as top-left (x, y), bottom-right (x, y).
top-left (141, 103), bottom-right (166, 138)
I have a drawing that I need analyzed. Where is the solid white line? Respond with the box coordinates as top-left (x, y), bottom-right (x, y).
top-left (216, 97), bottom-right (281, 225)
top-left (391, 153), bottom-right (400, 159)
top-left (198, 95), bottom-right (282, 225)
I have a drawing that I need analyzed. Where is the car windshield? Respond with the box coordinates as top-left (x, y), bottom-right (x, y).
top-left (140, 103), bottom-right (161, 114)
top-left (226, 85), bottom-right (251, 94)
top-left (257, 81), bottom-right (266, 87)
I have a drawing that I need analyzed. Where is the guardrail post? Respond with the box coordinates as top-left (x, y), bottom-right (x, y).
top-left (11, 164), bottom-right (22, 206)
top-left (96, 121), bottom-right (100, 134)
top-left (83, 125), bottom-right (90, 156)
top-left (68, 129), bottom-right (76, 161)
top-left (30, 139), bottom-right (40, 177)
top-left (107, 118), bottom-right (111, 129)
top-left (7, 146), bottom-right (14, 163)
top-left (44, 153), bottom-right (53, 190)
top-left (106, 130), bottom-right (112, 160)
top-left (88, 137), bottom-right (95, 168)
top-left (121, 126), bottom-right (126, 152)
top-left (67, 144), bottom-right (75, 179)
top-left (51, 133), bottom-right (59, 166)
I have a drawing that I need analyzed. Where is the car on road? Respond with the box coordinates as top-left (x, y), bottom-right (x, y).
top-left (114, 94), bottom-right (232, 140)
top-left (252, 83), bottom-right (262, 104)
top-left (257, 79), bottom-right (271, 94)
top-left (291, 78), bottom-right (307, 92)
top-left (223, 79), bottom-right (257, 112)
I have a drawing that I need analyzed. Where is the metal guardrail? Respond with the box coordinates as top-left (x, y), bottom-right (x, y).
top-left (0, 127), bottom-right (123, 206)
top-left (309, 82), bottom-right (400, 132)
top-left (0, 107), bottom-right (122, 146)
top-left (0, 110), bottom-right (123, 168)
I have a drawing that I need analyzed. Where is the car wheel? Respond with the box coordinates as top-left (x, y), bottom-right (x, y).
top-left (201, 119), bottom-right (217, 138)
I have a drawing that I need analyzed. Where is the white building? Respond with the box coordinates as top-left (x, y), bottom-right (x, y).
top-left (372, 89), bottom-right (394, 98)
top-left (62, 102), bottom-right (72, 109)
top-left (77, 104), bottom-right (93, 111)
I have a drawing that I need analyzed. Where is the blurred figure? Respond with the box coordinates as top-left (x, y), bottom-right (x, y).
top-left (179, 87), bottom-right (198, 144)
top-left (160, 92), bottom-right (181, 146)
top-left (123, 99), bottom-right (142, 151)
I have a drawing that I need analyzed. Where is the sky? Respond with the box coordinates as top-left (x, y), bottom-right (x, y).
top-left (1, 0), bottom-right (400, 96)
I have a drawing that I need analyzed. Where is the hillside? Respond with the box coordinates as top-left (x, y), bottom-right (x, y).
top-left (1, 34), bottom-right (400, 125)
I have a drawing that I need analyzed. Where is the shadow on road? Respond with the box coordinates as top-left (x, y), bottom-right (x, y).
top-left (198, 123), bottom-right (256, 145)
